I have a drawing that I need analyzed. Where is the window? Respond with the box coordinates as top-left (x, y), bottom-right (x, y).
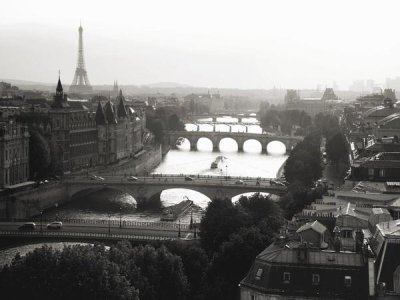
top-left (344, 276), bottom-right (352, 287)
top-left (312, 274), bottom-right (320, 285)
top-left (341, 230), bottom-right (352, 239)
top-left (379, 169), bottom-right (385, 177)
top-left (255, 268), bottom-right (263, 280)
top-left (283, 272), bottom-right (291, 283)
top-left (368, 168), bottom-right (374, 176)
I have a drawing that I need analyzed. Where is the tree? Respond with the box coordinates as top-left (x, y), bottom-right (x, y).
top-left (0, 245), bottom-right (138, 300)
top-left (29, 128), bottom-right (51, 179)
top-left (199, 198), bottom-right (247, 254)
top-left (326, 132), bottom-right (348, 166)
top-left (168, 114), bottom-right (185, 131)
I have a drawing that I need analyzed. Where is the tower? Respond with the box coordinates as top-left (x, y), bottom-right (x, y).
top-left (69, 24), bottom-right (93, 94)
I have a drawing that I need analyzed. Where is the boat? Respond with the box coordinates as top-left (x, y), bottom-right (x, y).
top-left (211, 156), bottom-right (226, 169)
top-left (161, 199), bottom-right (193, 221)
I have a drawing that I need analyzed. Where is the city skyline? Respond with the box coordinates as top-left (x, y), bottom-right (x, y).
top-left (2, 0), bottom-right (400, 90)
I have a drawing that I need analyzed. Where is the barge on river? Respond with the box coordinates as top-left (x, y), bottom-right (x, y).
top-left (161, 199), bottom-right (193, 221)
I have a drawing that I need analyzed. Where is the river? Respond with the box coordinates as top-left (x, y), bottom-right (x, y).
top-left (0, 116), bottom-right (288, 263)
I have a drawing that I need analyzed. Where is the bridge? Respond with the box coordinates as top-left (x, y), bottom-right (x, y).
top-left (0, 219), bottom-right (197, 243)
top-left (185, 112), bottom-right (258, 123)
top-left (64, 175), bottom-right (287, 207)
top-left (166, 131), bottom-right (303, 153)
top-left (1, 174), bottom-right (287, 220)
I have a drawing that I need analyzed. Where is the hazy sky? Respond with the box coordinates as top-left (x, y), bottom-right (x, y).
top-left (1, 0), bottom-right (400, 89)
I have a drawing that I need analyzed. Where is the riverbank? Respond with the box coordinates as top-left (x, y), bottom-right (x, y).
top-left (98, 144), bottom-right (162, 176)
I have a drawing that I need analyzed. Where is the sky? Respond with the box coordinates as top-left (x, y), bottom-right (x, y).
top-left (1, 0), bottom-right (400, 90)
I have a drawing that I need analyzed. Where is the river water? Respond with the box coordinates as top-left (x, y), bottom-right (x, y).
top-left (41, 116), bottom-right (287, 223)
top-left (0, 116), bottom-right (288, 263)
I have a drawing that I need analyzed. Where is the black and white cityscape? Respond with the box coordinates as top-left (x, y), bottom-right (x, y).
top-left (1, 1), bottom-right (400, 299)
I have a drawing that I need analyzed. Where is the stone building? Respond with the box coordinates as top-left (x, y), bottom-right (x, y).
top-left (0, 120), bottom-right (29, 188)
top-left (49, 77), bottom-right (98, 172)
top-left (95, 90), bottom-right (144, 165)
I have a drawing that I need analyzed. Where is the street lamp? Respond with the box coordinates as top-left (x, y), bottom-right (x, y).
top-left (225, 164), bottom-right (228, 180)
top-left (40, 211), bottom-right (43, 233)
top-left (190, 207), bottom-right (193, 229)
top-left (178, 219), bottom-right (181, 238)
top-left (119, 207), bottom-right (122, 228)
top-left (108, 213), bottom-right (111, 235)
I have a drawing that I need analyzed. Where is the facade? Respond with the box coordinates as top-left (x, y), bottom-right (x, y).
top-left (96, 90), bottom-right (143, 165)
top-left (50, 78), bottom-right (98, 172)
top-left (240, 233), bottom-right (368, 299)
top-left (0, 120), bottom-right (29, 188)
top-left (285, 88), bottom-right (341, 117)
top-left (350, 152), bottom-right (400, 182)
top-left (371, 220), bottom-right (400, 297)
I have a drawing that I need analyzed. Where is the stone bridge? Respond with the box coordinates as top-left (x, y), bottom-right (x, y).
top-left (65, 176), bottom-right (287, 207)
top-left (166, 131), bottom-right (303, 153)
top-left (185, 113), bottom-right (258, 123)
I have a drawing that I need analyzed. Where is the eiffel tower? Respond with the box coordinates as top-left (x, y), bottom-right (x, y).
top-left (69, 23), bottom-right (93, 94)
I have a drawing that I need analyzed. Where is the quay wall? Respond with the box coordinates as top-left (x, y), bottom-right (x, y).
top-left (0, 182), bottom-right (68, 220)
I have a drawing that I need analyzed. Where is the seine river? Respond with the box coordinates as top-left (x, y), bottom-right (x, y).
top-left (0, 116), bottom-right (288, 263)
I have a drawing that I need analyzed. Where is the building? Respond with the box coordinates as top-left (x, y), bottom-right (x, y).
top-left (50, 77), bottom-right (98, 172)
top-left (95, 90), bottom-right (144, 165)
top-left (371, 219), bottom-right (400, 298)
top-left (184, 91), bottom-right (224, 113)
top-left (0, 120), bottom-right (29, 188)
top-left (17, 77), bottom-right (98, 173)
top-left (284, 88), bottom-right (342, 117)
top-left (374, 113), bottom-right (400, 138)
top-left (355, 92), bottom-right (392, 111)
top-left (240, 220), bottom-right (369, 299)
top-left (350, 152), bottom-right (400, 182)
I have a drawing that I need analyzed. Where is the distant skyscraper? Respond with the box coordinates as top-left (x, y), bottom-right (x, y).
top-left (69, 24), bottom-right (93, 94)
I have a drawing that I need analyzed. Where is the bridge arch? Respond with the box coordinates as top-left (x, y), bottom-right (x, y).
top-left (218, 137), bottom-right (239, 152)
top-left (184, 123), bottom-right (198, 132)
top-left (231, 192), bottom-right (272, 203)
top-left (266, 140), bottom-right (287, 155)
top-left (173, 136), bottom-right (192, 151)
top-left (159, 188), bottom-right (212, 210)
top-left (68, 187), bottom-right (138, 211)
top-left (243, 139), bottom-right (263, 153)
top-left (196, 137), bottom-right (213, 151)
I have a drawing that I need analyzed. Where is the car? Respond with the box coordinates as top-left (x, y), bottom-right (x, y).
top-left (185, 176), bottom-right (194, 181)
top-left (18, 222), bottom-right (36, 230)
top-left (47, 221), bottom-right (62, 229)
top-left (235, 180), bottom-right (244, 185)
top-left (96, 176), bottom-right (105, 181)
top-left (89, 174), bottom-right (97, 180)
top-left (127, 176), bottom-right (138, 181)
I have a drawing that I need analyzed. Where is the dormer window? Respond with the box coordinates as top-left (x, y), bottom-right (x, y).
top-left (312, 274), bottom-right (320, 285)
top-left (255, 268), bottom-right (263, 280)
top-left (344, 276), bottom-right (352, 287)
top-left (283, 272), bottom-right (291, 284)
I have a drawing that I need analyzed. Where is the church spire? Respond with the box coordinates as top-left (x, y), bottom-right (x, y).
top-left (95, 101), bottom-right (107, 125)
top-left (117, 89), bottom-right (128, 118)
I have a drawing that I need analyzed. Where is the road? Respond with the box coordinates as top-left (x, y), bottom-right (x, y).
top-left (0, 221), bottom-right (196, 240)
top-left (64, 173), bottom-right (286, 189)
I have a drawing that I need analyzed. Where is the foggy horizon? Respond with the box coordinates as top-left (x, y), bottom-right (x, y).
top-left (2, 0), bottom-right (400, 90)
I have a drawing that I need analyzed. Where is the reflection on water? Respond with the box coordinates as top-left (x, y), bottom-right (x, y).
top-left (2, 115), bottom-right (288, 260)
top-left (44, 115), bottom-right (287, 226)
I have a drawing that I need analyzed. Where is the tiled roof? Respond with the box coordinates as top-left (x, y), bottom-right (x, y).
top-left (256, 242), bottom-right (364, 267)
